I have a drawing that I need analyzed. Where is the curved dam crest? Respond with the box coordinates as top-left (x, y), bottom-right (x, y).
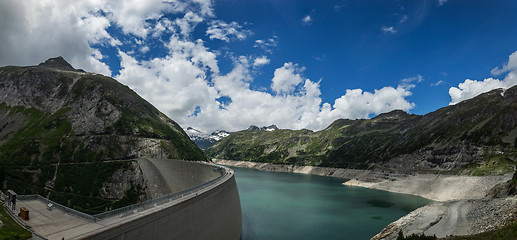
top-left (138, 158), bottom-right (223, 198)
top-left (14, 159), bottom-right (242, 240)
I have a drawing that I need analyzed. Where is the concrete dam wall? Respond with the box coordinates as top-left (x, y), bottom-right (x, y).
top-left (138, 158), bottom-right (225, 198)
top-left (15, 159), bottom-right (242, 240)
top-left (83, 159), bottom-right (242, 240)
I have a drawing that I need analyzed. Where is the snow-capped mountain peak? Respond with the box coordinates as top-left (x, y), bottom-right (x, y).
top-left (247, 125), bottom-right (279, 131)
top-left (184, 127), bottom-right (231, 149)
top-left (186, 127), bottom-right (203, 135)
top-left (210, 130), bottom-right (230, 141)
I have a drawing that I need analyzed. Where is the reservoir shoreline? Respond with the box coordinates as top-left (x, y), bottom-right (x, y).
top-left (213, 159), bottom-right (517, 239)
top-left (230, 163), bottom-right (430, 240)
top-left (213, 159), bottom-right (371, 180)
top-left (213, 159), bottom-right (510, 201)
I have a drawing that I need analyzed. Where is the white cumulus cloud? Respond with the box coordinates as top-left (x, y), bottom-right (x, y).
top-left (105, 0), bottom-right (212, 38)
top-left (381, 26), bottom-right (397, 34)
top-left (491, 50), bottom-right (517, 76)
top-left (431, 80), bottom-right (444, 87)
top-left (206, 20), bottom-right (252, 42)
top-left (271, 63), bottom-right (306, 94)
top-left (254, 37), bottom-right (278, 53)
top-left (140, 46), bottom-right (150, 53)
top-left (253, 56), bottom-right (270, 67)
top-left (449, 76), bottom-right (517, 105)
top-left (0, 0), bottom-right (417, 133)
top-left (302, 15), bottom-right (312, 25)
top-left (117, 50), bottom-right (220, 120)
top-left (315, 86), bottom-right (414, 128)
top-left (0, 0), bottom-right (213, 74)
top-left (449, 51), bottom-right (517, 105)
top-left (400, 75), bottom-right (423, 89)
top-left (0, 0), bottom-right (111, 75)
top-left (173, 12), bottom-right (204, 37)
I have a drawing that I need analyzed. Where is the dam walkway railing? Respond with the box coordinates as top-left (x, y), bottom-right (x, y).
top-left (16, 194), bottom-right (98, 222)
top-left (14, 165), bottom-right (231, 223)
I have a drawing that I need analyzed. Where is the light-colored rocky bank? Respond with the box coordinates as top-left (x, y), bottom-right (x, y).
top-left (372, 197), bottom-right (517, 239)
top-left (213, 159), bottom-right (371, 179)
top-left (344, 173), bottom-right (512, 202)
top-left (343, 172), bottom-right (516, 239)
top-left (214, 159), bottom-right (510, 201)
top-left (214, 159), bottom-right (517, 239)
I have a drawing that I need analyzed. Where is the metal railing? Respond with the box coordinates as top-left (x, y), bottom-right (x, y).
top-left (17, 194), bottom-right (98, 222)
top-left (94, 167), bottom-right (230, 219)
top-left (15, 165), bottom-right (231, 223)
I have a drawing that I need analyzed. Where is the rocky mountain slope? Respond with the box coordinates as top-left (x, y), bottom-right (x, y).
top-left (207, 87), bottom-right (517, 173)
top-left (0, 57), bottom-right (206, 213)
top-left (185, 127), bottom-right (230, 149)
top-left (185, 125), bottom-right (278, 149)
top-left (246, 125), bottom-right (279, 131)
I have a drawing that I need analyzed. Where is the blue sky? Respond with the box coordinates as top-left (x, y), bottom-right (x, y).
top-left (204, 0), bottom-right (517, 115)
top-left (1, 0), bottom-right (517, 132)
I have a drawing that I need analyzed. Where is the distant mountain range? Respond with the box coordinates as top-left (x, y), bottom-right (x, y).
top-left (207, 87), bottom-right (517, 175)
top-left (185, 127), bottom-right (231, 149)
top-left (186, 125), bottom-right (279, 149)
top-left (247, 125), bottom-right (279, 131)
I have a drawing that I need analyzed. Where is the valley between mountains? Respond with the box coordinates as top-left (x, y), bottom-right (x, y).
top-left (1, 57), bottom-right (516, 239)
top-left (201, 86), bottom-right (517, 239)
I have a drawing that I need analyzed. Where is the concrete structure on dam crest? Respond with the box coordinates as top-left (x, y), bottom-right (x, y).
top-left (8, 159), bottom-right (242, 240)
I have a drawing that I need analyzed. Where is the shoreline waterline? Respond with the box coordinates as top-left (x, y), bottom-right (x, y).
top-left (214, 159), bottom-right (516, 239)
top-left (213, 159), bottom-right (511, 202)
top-left (228, 164), bottom-right (431, 240)
top-left (213, 158), bottom-right (377, 180)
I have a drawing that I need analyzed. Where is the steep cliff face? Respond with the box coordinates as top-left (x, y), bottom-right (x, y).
top-left (207, 88), bottom-right (517, 174)
top-left (0, 57), bottom-right (206, 213)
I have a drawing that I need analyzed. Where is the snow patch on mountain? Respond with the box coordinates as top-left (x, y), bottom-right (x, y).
top-left (185, 127), bottom-right (231, 149)
top-left (247, 125), bottom-right (279, 131)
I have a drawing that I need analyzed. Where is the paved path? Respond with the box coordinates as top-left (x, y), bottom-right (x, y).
top-left (424, 200), bottom-right (464, 237)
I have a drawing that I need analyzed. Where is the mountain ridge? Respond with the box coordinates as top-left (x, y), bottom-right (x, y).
top-left (186, 127), bottom-right (231, 149)
top-left (247, 125), bottom-right (279, 131)
top-left (185, 125), bottom-right (279, 149)
top-left (0, 57), bottom-right (206, 213)
top-left (37, 56), bottom-right (82, 72)
top-left (207, 87), bottom-right (517, 174)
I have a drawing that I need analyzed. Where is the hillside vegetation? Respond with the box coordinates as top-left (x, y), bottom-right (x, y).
top-left (0, 57), bottom-right (206, 213)
top-left (0, 205), bottom-right (32, 240)
top-left (207, 87), bottom-right (517, 173)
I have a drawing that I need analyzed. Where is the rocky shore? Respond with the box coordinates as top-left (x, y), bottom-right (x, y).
top-left (214, 159), bottom-right (517, 239)
top-left (213, 159), bottom-right (370, 178)
top-left (371, 197), bottom-right (517, 239)
top-left (343, 171), bottom-right (516, 239)
top-left (343, 173), bottom-right (512, 202)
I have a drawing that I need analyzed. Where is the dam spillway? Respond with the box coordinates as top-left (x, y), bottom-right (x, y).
top-left (12, 159), bottom-right (242, 240)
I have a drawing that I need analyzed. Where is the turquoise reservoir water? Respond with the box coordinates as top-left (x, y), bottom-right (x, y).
top-left (231, 166), bottom-right (430, 240)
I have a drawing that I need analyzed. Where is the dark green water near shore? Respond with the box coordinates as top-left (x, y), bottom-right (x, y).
top-left (231, 166), bottom-right (430, 240)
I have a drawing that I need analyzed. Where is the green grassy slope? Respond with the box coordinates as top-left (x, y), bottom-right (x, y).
top-left (0, 205), bottom-right (32, 240)
top-left (208, 87), bottom-right (517, 172)
top-left (0, 58), bottom-right (206, 213)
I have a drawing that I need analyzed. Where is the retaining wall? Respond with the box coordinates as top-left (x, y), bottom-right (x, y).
top-left (81, 160), bottom-right (242, 240)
